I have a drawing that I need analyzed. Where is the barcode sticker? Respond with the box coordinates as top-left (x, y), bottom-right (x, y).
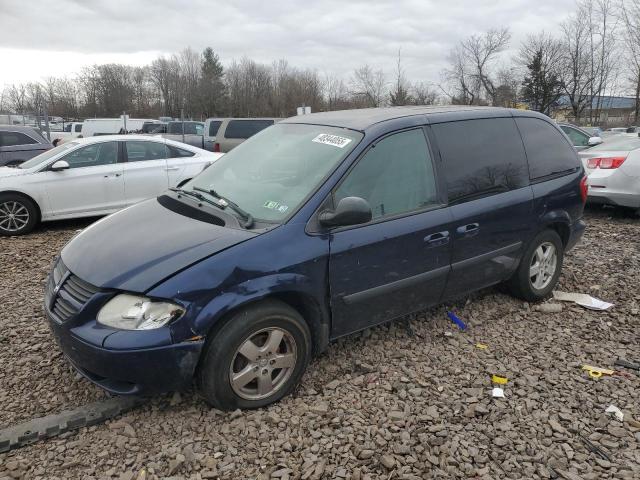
top-left (312, 133), bottom-right (352, 148)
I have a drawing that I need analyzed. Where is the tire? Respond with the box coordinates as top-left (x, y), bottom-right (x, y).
top-left (0, 193), bottom-right (38, 236)
top-left (197, 300), bottom-right (311, 410)
top-left (506, 229), bottom-right (564, 302)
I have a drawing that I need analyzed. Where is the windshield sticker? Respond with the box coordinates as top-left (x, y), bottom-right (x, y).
top-left (263, 201), bottom-right (289, 213)
top-left (312, 133), bottom-right (352, 148)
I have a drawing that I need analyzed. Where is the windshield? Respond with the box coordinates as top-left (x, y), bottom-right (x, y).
top-left (19, 142), bottom-right (79, 169)
top-left (186, 123), bottom-right (363, 223)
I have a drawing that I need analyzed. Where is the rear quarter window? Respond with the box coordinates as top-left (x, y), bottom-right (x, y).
top-left (516, 117), bottom-right (580, 180)
top-left (224, 120), bottom-right (274, 139)
top-left (432, 118), bottom-right (530, 204)
top-left (208, 121), bottom-right (222, 137)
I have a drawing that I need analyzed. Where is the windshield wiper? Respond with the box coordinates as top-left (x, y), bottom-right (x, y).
top-left (192, 186), bottom-right (254, 229)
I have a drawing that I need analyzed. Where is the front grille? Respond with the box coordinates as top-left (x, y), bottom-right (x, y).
top-left (46, 260), bottom-right (100, 323)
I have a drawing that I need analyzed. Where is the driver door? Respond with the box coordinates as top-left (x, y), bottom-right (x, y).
top-left (328, 128), bottom-right (453, 337)
top-left (43, 141), bottom-right (125, 217)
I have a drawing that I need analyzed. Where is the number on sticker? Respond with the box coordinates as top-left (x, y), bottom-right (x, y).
top-left (312, 134), bottom-right (352, 148)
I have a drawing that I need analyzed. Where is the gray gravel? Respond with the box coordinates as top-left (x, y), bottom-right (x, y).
top-left (1, 206), bottom-right (639, 479)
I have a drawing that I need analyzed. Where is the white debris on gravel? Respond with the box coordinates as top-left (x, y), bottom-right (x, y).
top-left (1, 207), bottom-right (639, 479)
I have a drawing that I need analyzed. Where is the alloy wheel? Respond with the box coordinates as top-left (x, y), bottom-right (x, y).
top-left (529, 241), bottom-right (557, 290)
top-left (0, 201), bottom-right (30, 233)
top-left (229, 327), bottom-right (298, 400)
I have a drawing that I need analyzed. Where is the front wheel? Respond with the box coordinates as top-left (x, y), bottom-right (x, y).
top-left (197, 300), bottom-right (311, 410)
top-left (0, 194), bottom-right (38, 236)
top-left (506, 229), bottom-right (564, 302)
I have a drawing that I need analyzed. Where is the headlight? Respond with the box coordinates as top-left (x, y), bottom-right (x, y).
top-left (97, 294), bottom-right (185, 330)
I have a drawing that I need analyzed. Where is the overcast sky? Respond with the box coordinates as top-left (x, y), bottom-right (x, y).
top-left (0, 0), bottom-right (578, 88)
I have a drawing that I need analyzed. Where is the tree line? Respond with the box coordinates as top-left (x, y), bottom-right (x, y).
top-left (1, 0), bottom-right (639, 126)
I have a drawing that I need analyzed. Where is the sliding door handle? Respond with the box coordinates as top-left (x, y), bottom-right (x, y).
top-left (424, 231), bottom-right (450, 247)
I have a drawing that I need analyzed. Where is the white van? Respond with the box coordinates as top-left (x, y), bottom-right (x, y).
top-left (81, 116), bottom-right (159, 137)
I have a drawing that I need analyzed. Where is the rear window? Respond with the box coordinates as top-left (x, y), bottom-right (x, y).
top-left (516, 118), bottom-right (580, 180)
top-left (432, 118), bottom-right (529, 204)
top-left (224, 120), bottom-right (274, 139)
top-left (0, 131), bottom-right (39, 147)
top-left (208, 120), bottom-right (222, 137)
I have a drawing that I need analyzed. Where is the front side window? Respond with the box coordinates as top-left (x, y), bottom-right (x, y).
top-left (187, 123), bottom-right (363, 222)
top-left (61, 141), bottom-right (118, 168)
top-left (561, 125), bottom-right (589, 147)
top-left (20, 142), bottom-right (78, 169)
top-left (0, 131), bottom-right (38, 147)
top-left (75, 124), bottom-right (83, 133)
top-left (516, 117), bottom-right (580, 180)
top-left (225, 120), bottom-right (274, 139)
top-left (334, 129), bottom-right (438, 220)
top-left (125, 141), bottom-right (167, 162)
top-left (433, 118), bottom-right (529, 204)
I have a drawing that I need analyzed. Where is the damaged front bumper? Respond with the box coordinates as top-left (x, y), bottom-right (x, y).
top-left (48, 319), bottom-right (204, 395)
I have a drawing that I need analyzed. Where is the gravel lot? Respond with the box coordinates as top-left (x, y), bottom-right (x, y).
top-left (1, 206), bottom-right (639, 480)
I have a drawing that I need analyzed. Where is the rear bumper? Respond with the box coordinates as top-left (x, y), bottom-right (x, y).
top-left (587, 190), bottom-right (640, 209)
top-left (566, 219), bottom-right (586, 252)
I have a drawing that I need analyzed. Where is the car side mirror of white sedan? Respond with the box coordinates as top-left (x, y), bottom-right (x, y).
top-left (587, 136), bottom-right (603, 147)
top-left (51, 160), bottom-right (70, 171)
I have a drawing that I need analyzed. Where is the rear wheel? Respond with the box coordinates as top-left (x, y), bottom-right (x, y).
top-left (506, 229), bottom-right (564, 301)
top-left (197, 300), bottom-right (311, 410)
top-left (0, 194), bottom-right (38, 236)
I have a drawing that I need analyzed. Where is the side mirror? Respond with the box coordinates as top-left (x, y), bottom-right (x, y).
top-left (319, 196), bottom-right (372, 227)
top-left (50, 160), bottom-right (70, 171)
top-left (587, 136), bottom-right (603, 147)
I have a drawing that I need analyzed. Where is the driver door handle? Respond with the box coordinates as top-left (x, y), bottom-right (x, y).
top-left (165, 167), bottom-right (180, 171)
top-left (104, 173), bottom-right (121, 178)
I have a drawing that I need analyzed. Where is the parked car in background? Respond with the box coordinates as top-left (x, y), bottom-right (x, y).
top-left (162, 121), bottom-right (205, 148)
top-left (203, 118), bottom-right (224, 151)
top-left (605, 127), bottom-right (628, 135)
top-left (46, 106), bottom-right (586, 410)
top-left (49, 122), bottom-right (84, 145)
top-left (213, 118), bottom-right (279, 152)
top-left (0, 135), bottom-right (221, 235)
top-left (81, 117), bottom-right (158, 137)
top-left (559, 124), bottom-right (603, 151)
top-left (578, 135), bottom-right (640, 213)
top-left (141, 122), bottom-right (167, 134)
top-left (0, 125), bottom-right (52, 166)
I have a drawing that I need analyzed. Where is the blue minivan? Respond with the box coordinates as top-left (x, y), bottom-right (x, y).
top-left (45, 106), bottom-right (587, 409)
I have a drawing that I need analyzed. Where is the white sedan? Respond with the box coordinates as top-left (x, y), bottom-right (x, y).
top-left (0, 135), bottom-right (222, 235)
top-left (578, 134), bottom-right (640, 213)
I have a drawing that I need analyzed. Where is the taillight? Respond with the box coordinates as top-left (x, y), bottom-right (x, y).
top-left (580, 175), bottom-right (588, 203)
top-left (587, 156), bottom-right (626, 169)
top-left (213, 142), bottom-right (220, 153)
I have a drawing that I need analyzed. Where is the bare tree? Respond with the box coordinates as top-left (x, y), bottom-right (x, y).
top-left (560, 8), bottom-right (594, 123)
top-left (620, 0), bottom-right (640, 123)
top-left (389, 50), bottom-right (412, 106)
top-left (350, 65), bottom-right (386, 107)
top-left (461, 28), bottom-right (511, 105)
top-left (442, 45), bottom-right (480, 104)
top-left (411, 82), bottom-right (438, 105)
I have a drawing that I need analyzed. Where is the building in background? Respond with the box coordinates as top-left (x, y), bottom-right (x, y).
top-left (552, 95), bottom-right (637, 127)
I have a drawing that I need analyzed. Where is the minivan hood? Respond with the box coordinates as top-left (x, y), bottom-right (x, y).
top-left (0, 167), bottom-right (29, 178)
top-left (61, 197), bottom-right (256, 292)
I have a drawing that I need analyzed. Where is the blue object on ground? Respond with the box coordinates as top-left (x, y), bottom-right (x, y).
top-left (447, 311), bottom-right (467, 330)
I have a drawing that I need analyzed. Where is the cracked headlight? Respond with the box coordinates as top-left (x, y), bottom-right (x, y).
top-left (97, 294), bottom-right (185, 330)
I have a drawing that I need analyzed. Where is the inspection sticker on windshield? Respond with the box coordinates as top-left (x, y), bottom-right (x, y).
top-left (312, 133), bottom-right (352, 148)
top-left (264, 201), bottom-right (288, 213)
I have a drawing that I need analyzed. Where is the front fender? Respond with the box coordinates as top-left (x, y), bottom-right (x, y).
top-left (191, 273), bottom-right (319, 335)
